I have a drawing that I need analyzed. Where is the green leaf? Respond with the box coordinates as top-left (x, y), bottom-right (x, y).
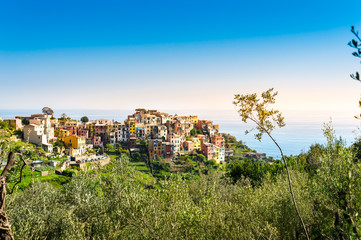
top-left (353, 39), bottom-right (358, 47)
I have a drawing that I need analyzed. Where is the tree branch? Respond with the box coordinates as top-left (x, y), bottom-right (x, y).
top-left (1, 152), bottom-right (15, 178)
top-left (8, 156), bottom-right (26, 195)
top-left (251, 119), bottom-right (310, 240)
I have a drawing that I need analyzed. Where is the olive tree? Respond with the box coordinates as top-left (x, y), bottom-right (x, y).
top-left (42, 107), bottom-right (54, 116)
top-left (233, 88), bottom-right (310, 240)
top-left (0, 137), bottom-right (30, 239)
top-left (80, 116), bottom-right (89, 123)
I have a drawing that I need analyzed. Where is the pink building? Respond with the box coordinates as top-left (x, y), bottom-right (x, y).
top-left (64, 126), bottom-right (78, 135)
top-left (211, 136), bottom-right (225, 148)
top-left (93, 136), bottom-right (103, 147)
top-left (78, 129), bottom-right (89, 138)
top-left (184, 141), bottom-right (195, 152)
top-left (201, 143), bottom-right (216, 160)
top-left (3, 119), bottom-right (22, 130)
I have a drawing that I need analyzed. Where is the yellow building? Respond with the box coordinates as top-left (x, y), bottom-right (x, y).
top-left (180, 116), bottom-right (198, 125)
top-left (63, 135), bottom-right (86, 149)
top-left (189, 116), bottom-right (198, 125)
top-left (128, 122), bottom-right (136, 134)
top-left (192, 137), bottom-right (201, 150)
top-left (87, 123), bottom-right (95, 138)
top-left (55, 129), bottom-right (69, 139)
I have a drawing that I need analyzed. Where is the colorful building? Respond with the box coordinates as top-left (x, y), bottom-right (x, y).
top-left (162, 142), bottom-right (172, 159)
top-left (191, 137), bottom-right (201, 150)
top-left (63, 135), bottom-right (86, 156)
top-left (128, 121), bottom-right (136, 135)
top-left (55, 128), bottom-right (70, 139)
top-left (3, 118), bottom-right (22, 130)
top-left (210, 146), bottom-right (225, 164)
top-left (184, 141), bottom-right (195, 152)
top-left (63, 135), bottom-right (86, 149)
top-left (93, 136), bottom-right (103, 147)
top-left (148, 139), bottom-right (163, 159)
top-left (211, 135), bottom-right (225, 148)
top-left (201, 143), bottom-right (216, 160)
top-left (179, 115), bottom-right (198, 125)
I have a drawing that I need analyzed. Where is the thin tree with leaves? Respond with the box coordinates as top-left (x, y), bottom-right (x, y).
top-left (0, 134), bottom-right (30, 239)
top-left (348, 26), bottom-right (361, 81)
top-left (233, 88), bottom-right (310, 240)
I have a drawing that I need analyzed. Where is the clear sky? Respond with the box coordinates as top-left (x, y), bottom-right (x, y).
top-left (1, 0), bottom-right (361, 116)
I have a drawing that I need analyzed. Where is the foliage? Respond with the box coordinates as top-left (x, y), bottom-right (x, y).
top-left (105, 144), bottom-right (115, 152)
top-left (80, 116), bottom-right (89, 123)
top-left (309, 122), bottom-right (361, 238)
top-left (131, 152), bottom-right (148, 162)
top-left (0, 121), bottom-right (9, 129)
top-left (62, 169), bottom-right (77, 177)
top-left (4, 128), bottom-right (361, 240)
top-left (60, 113), bottom-right (68, 120)
top-left (150, 158), bottom-right (170, 172)
top-left (42, 107), bottom-right (54, 115)
top-left (233, 88), bottom-right (285, 141)
top-left (233, 88), bottom-right (309, 239)
top-left (35, 166), bottom-right (56, 172)
top-left (53, 140), bottom-right (65, 148)
top-left (348, 26), bottom-right (361, 81)
top-left (226, 159), bottom-right (284, 187)
top-left (205, 159), bottom-right (217, 168)
top-left (7, 156), bottom-right (315, 240)
top-left (21, 118), bottom-right (29, 125)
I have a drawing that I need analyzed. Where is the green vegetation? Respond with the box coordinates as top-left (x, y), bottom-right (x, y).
top-left (35, 166), bottom-right (56, 172)
top-left (226, 158), bottom-right (284, 187)
top-left (129, 161), bottom-right (150, 172)
top-left (80, 116), bottom-right (89, 123)
top-left (6, 166), bottom-right (71, 191)
top-left (0, 120), bottom-right (9, 130)
top-left (5, 130), bottom-right (361, 240)
top-left (234, 88), bottom-right (309, 239)
top-left (42, 106), bottom-right (54, 115)
top-left (190, 128), bottom-right (197, 136)
top-left (2, 115), bottom-right (361, 239)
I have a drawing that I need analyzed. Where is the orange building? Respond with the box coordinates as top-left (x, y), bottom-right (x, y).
top-left (211, 136), bottom-right (225, 148)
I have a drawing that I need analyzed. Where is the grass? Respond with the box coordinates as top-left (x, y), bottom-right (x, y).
top-left (8, 167), bottom-right (71, 191)
top-left (35, 166), bottom-right (56, 172)
top-left (129, 162), bottom-right (150, 172)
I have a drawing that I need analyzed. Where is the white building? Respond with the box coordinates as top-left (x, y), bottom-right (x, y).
top-left (219, 147), bottom-right (225, 163)
top-left (117, 124), bottom-right (129, 142)
top-left (156, 125), bottom-right (167, 140)
top-left (167, 133), bottom-right (182, 154)
top-left (30, 114), bottom-right (55, 141)
top-left (23, 124), bottom-right (47, 145)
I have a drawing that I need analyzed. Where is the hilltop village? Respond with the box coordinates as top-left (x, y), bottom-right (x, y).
top-left (0, 109), bottom-right (251, 165)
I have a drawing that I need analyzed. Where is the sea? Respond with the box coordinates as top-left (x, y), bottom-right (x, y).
top-left (1, 109), bottom-right (359, 159)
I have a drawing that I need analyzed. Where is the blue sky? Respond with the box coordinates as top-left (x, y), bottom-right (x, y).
top-left (1, 0), bottom-right (361, 116)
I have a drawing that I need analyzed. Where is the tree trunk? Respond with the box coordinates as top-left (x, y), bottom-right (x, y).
top-left (0, 177), bottom-right (13, 240)
top-left (0, 152), bottom-right (16, 240)
top-left (334, 211), bottom-right (344, 240)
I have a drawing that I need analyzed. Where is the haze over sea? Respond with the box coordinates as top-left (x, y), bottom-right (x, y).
top-left (1, 108), bottom-right (359, 159)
